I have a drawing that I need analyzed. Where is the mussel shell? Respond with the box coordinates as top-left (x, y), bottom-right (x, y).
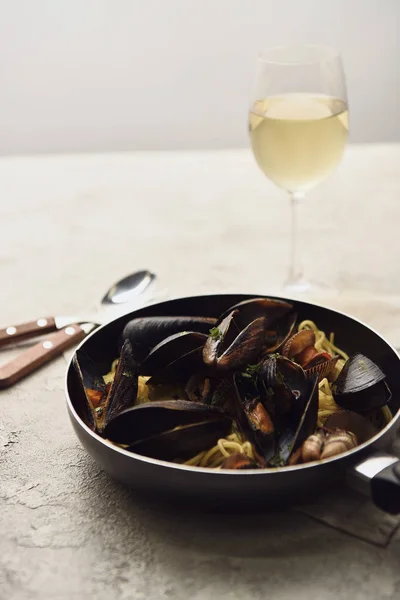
top-left (334, 353), bottom-right (391, 411)
top-left (334, 381), bottom-right (392, 412)
top-left (269, 375), bottom-right (319, 466)
top-left (203, 310), bottom-right (238, 368)
top-left (122, 316), bottom-right (216, 362)
top-left (325, 410), bottom-right (378, 444)
top-left (264, 311), bottom-right (297, 353)
top-left (220, 297), bottom-right (293, 329)
top-left (185, 374), bottom-right (216, 404)
top-left (103, 339), bottom-right (138, 428)
top-left (216, 316), bottom-right (266, 371)
top-left (141, 331), bottom-right (207, 384)
top-left (103, 399), bottom-right (228, 445)
top-left (73, 339), bottom-right (138, 434)
top-left (233, 373), bottom-right (275, 460)
top-left (258, 355), bottom-right (307, 420)
top-left (335, 353), bottom-right (386, 394)
top-left (72, 353), bottom-right (99, 431)
top-left (128, 417), bottom-right (232, 461)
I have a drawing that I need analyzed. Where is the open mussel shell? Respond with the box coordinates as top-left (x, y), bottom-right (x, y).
top-left (103, 399), bottom-right (232, 461)
top-left (333, 353), bottom-right (392, 411)
top-left (264, 311), bottom-right (297, 354)
top-left (73, 339), bottom-right (138, 434)
top-left (103, 399), bottom-right (228, 444)
top-left (258, 355), bottom-right (307, 419)
top-left (233, 373), bottom-right (275, 461)
top-left (129, 419), bottom-right (232, 461)
top-left (185, 374), bottom-right (216, 404)
top-left (203, 310), bottom-right (266, 372)
top-left (141, 331), bottom-right (207, 384)
top-left (122, 316), bottom-right (216, 362)
top-left (269, 375), bottom-right (319, 466)
top-left (203, 310), bottom-right (238, 368)
top-left (325, 410), bottom-right (378, 444)
top-left (219, 297), bottom-right (293, 330)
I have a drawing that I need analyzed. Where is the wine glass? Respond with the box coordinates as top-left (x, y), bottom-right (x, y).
top-left (249, 45), bottom-right (349, 295)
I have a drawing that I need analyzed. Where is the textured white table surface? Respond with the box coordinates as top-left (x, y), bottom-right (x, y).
top-left (0, 145), bottom-right (400, 599)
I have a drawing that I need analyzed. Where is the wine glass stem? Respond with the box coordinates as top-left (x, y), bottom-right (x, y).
top-left (288, 192), bottom-right (305, 285)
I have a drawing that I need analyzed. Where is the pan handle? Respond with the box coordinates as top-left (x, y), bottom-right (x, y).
top-left (346, 453), bottom-right (400, 514)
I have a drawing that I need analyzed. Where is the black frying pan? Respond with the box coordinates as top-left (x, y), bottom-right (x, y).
top-left (65, 294), bottom-right (400, 514)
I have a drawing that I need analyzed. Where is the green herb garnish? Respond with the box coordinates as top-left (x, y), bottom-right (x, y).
top-left (209, 327), bottom-right (222, 341)
top-left (246, 363), bottom-right (261, 376)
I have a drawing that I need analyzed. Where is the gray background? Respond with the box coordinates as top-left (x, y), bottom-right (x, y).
top-left (0, 0), bottom-right (398, 155)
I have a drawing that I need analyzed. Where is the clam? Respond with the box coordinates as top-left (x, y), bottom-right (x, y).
top-left (301, 430), bottom-right (325, 463)
top-left (324, 410), bottom-right (377, 444)
top-left (333, 353), bottom-right (392, 411)
top-left (73, 339), bottom-right (138, 434)
top-left (282, 330), bottom-right (339, 381)
top-left (320, 430), bottom-right (358, 459)
top-left (102, 400), bottom-right (232, 461)
top-left (282, 329), bottom-right (315, 359)
top-left (122, 316), bottom-right (217, 362)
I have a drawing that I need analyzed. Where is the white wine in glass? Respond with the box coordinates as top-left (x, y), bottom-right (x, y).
top-left (249, 46), bottom-right (349, 294)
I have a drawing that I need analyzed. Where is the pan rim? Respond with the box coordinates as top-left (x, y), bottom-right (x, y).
top-left (65, 292), bottom-right (400, 476)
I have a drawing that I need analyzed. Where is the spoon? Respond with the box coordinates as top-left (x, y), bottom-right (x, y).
top-left (0, 269), bottom-right (156, 388)
top-left (101, 270), bottom-right (156, 305)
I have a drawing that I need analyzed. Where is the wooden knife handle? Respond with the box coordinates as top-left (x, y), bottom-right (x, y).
top-left (0, 317), bottom-right (57, 348)
top-left (0, 324), bottom-right (86, 389)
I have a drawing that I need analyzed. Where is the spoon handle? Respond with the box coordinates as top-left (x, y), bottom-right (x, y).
top-left (0, 324), bottom-right (86, 388)
top-left (0, 317), bottom-right (57, 348)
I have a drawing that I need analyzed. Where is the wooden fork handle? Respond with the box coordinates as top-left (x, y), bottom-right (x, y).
top-left (0, 324), bottom-right (86, 389)
top-left (0, 317), bottom-right (57, 347)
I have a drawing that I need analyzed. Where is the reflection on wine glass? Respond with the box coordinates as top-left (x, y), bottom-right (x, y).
top-left (249, 45), bottom-right (349, 294)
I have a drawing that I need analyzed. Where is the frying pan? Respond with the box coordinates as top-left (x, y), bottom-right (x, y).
top-left (65, 294), bottom-right (400, 514)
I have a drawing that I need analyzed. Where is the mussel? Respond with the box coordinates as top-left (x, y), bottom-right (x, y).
top-left (141, 331), bottom-right (208, 384)
top-left (122, 316), bottom-right (217, 362)
top-left (333, 353), bottom-right (392, 411)
top-left (233, 373), bottom-right (276, 461)
top-left (73, 339), bottom-right (138, 434)
top-left (269, 375), bottom-right (319, 466)
top-left (219, 297), bottom-right (293, 330)
top-left (203, 310), bottom-right (266, 372)
top-left (103, 400), bottom-right (232, 461)
top-left (215, 297), bottom-right (297, 357)
top-left (258, 354), bottom-right (307, 419)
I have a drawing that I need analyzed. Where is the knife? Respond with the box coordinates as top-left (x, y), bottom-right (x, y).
top-left (0, 322), bottom-right (97, 389)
